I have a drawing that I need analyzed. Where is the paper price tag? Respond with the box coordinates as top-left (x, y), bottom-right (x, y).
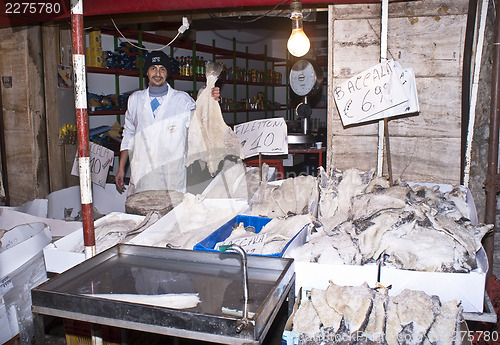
top-left (72, 142), bottom-right (114, 188)
top-left (334, 59), bottom-right (418, 126)
top-left (234, 118), bottom-right (288, 158)
top-left (216, 233), bottom-right (267, 254)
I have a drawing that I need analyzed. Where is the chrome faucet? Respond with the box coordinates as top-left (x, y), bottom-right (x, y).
top-left (219, 244), bottom-right (249, 333)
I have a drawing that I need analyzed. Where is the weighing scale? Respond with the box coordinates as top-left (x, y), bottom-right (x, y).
top-left (288, 59), bottom-right (323, 144)
top-left (31, 244), bottom-right (295, 345)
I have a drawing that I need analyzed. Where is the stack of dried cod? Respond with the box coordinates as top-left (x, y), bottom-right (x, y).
top-left (288, 168), bottom-right (492, 273)
top-left (250, 175), bottom-right (319, 218)
top-left (293, 282), bottom-right (462, 345)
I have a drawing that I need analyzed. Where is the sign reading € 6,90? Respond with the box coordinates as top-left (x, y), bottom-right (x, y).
top-left (333, 59), bottom-right (419, 126)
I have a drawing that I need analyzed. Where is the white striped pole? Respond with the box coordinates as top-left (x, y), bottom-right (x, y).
top-left (71, 0), bottom-right (95, 259)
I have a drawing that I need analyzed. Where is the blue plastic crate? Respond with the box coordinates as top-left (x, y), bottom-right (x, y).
top-left (193, 215), bottom-right (308, 257)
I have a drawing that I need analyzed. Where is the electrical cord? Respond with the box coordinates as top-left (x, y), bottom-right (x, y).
top-left (110, 16), bottom-right (189, 52)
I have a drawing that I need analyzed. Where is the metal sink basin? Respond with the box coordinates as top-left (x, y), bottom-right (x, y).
top-left (287, 133), bottom-right (314, 145)
top-left (32, 244), bottom-right (295, 345)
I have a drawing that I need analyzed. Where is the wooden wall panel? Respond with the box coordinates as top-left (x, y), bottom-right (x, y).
top-left (331, 135), bottom-right (461, 184)
top-left (330, 77), bottom-right (462, 137)
top-left (0, 26), bottom-right (49, 205)
top-left (327, 0), bottom-right (468, 187)
top-left (42, 24), bottom-right (67, 193)
top-left (332, 1), bottom-right (468, 20)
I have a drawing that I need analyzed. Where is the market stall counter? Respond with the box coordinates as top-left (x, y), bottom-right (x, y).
top-left (31, 244), bottom-right (295, 345)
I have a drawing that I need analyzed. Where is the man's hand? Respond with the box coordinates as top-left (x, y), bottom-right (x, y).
top-left (211, 87), bottom-right (220, 101)
top-left (115, 150), bottom-right (129, 194)
top-left (115, 168), bottom-right (126, 194)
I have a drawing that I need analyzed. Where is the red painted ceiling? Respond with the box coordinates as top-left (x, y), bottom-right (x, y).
top-left (0, 0), bottom-right (380, 28)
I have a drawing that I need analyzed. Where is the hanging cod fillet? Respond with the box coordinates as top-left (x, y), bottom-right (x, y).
top-left (186, 61), bottom-right (244, 175)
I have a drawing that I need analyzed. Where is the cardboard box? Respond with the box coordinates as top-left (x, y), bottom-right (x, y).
top-left (193, 214), bottom-right (310, 257)
top-left (0, 222), bottom-right (50, 344)
top-left (0, 208), bottom-right (82, 239)
top-left (43, 212), bottom-right (145, 274)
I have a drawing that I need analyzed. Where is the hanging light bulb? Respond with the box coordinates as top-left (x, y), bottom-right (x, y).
top-left (287, 0), bottom-right (310, 57)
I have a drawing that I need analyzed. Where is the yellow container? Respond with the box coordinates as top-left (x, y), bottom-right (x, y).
top-left (86, 47), bottom-right (103, 67)
top-left (88, 30), bottom-right (102, 49)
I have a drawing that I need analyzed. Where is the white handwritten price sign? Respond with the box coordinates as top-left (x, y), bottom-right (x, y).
top-left (334, 59), bottom-right (411, 126)
top-left (71, 142), bottom-right (114, 188)
top-left (215, 233), bottom-right (267, 254)
top-left (233, 117), bottom-right (288, 158)
top-left (380, 62), bottom-right (419, 118)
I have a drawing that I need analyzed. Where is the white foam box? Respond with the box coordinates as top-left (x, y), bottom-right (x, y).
top-left (379, 247), bottom-right (488, 313)
top-left (46, 183), bottom-right (127, 220)
top-left (378, 183), bottom-right (485, 313)
top-left (43, 212), bottom-right (145, 274)
top-left (293, 261), bottom-right (380, 294)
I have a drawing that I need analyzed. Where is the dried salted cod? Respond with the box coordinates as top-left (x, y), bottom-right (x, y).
top-left (317, 167), bottom-right (339, 220)
top-left (272, 178), bottom-right (297, 216)
top-left (310, 288), bottom-right (343, 331)
top-left (74, 216), bottom-right (142, 254)
top-left (84, 293), bottom-right (200, 309)
top-left (440, 187), bottom-right (470, 220)
top-left (374, 222), bottom-right (463, 272)
top-left (294, 175), bottom-right (319, 215)
top-left (292, 298), bottom-right (322, 336)
top-left (251, 182), bottom-right (287, 218)
top-left (326, 222), bottom-right (360, 264)
top-left (428, 213), bottom-right (491, 256)
top-left (325, 282), bottom-right (374, 334)
top-left (355, 210), bottom-right (416, 264)
top-left (287, 227), bottom-right (344, 264)
top-left (319, 168), bottom-right (374, 223)
top-left (362, 287), bottom-right (389, 342)
top-left (251, 176), bottom-right (318, 217)
top-left (202, 159), bottom-right (263, 201)
top-left (186, 61), bottom-right (243, 175)
top-left (350, 192), bottom-right (407, 221)
top-left (425, 300), bottom-right (462, 345)
top-left (386, 289), bottom-right (439, 345)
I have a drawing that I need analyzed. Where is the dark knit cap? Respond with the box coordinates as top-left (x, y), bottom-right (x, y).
top-left (143, 51), bottom-right (172, 75)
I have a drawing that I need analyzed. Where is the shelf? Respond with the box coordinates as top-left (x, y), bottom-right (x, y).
top-left (87, 67), bottom-right (285, 87)
top-left (88, 109), bottom-right (126, 116)
top-left (222, 105), bottom-right (287, 113)
top-left (99, 27), bottom-right (288, 64)
top-left (89, 28), bottom-right (290, 125)
top-left (87, 66), bottom-right (140, 77)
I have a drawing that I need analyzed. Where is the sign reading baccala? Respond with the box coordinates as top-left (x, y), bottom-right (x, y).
top-left (233, 117), bottom-right (288, 158)
top-left (333, 59), bottom-right (419, 126)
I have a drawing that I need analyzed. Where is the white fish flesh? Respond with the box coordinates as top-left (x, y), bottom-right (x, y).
top-left (325, 282), bottom-right (374, 333)
top-left (292, 298), bottom-right (321, 336)
top-left (186, 61), bottom-right (243, 175)
top-left (84, 293), bottom-right (200, 309)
